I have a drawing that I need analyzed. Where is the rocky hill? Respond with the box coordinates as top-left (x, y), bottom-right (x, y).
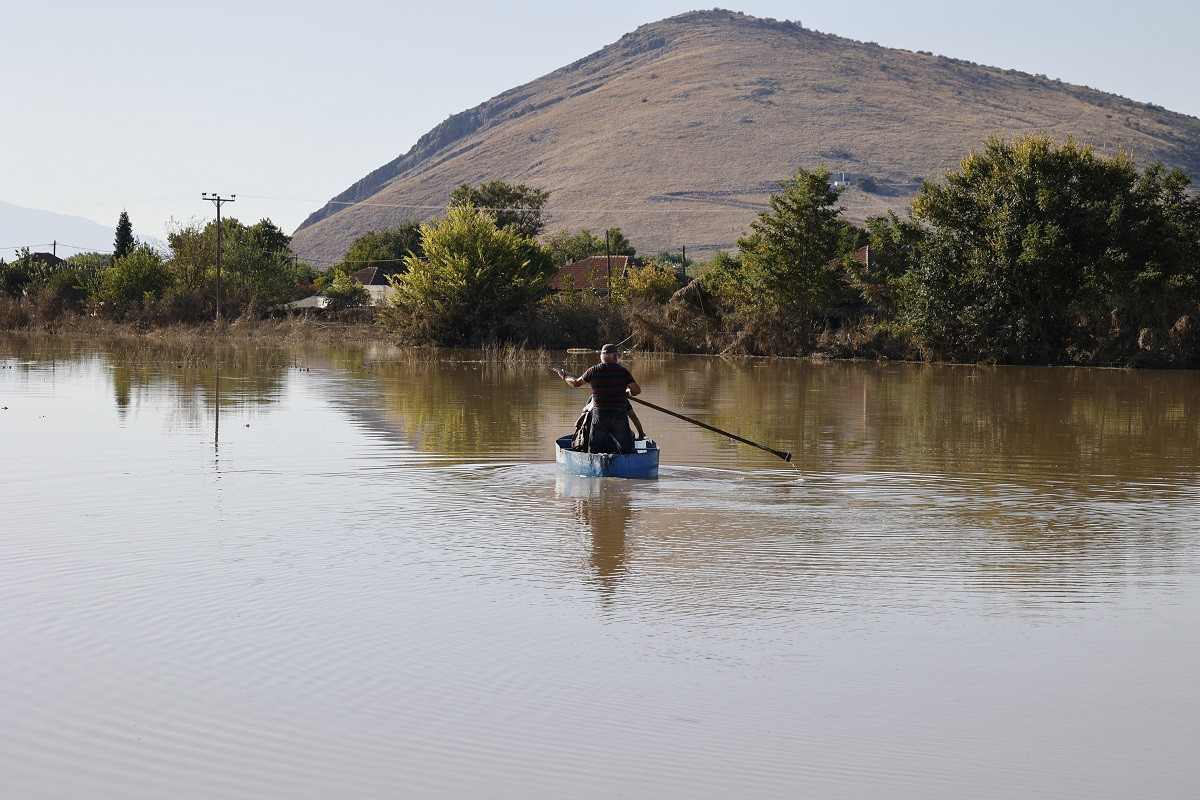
top-left (291, 9), bottom-right (1200, 266)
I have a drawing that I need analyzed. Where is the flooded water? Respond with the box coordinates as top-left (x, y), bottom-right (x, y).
top-left (1, 334), bottom-right (1198, 799)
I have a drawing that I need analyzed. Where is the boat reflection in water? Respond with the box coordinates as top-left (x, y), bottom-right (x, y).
top-left (555, 472), bottom-right (637, 597)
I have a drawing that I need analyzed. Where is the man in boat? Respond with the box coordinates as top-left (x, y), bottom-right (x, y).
top-left (556, 343), bottom-right (641, 454)
top-left (572, 396), bottom-right (645, 451)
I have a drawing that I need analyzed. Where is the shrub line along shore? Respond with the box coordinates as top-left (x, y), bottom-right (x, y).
top-left (5, 136), bottom-right (1199, 368)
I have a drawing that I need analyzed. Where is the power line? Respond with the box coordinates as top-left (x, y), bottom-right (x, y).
top-left (3, 242), bottom-right (109, 252)
top-left (236, 193), bottom-right (766, 214)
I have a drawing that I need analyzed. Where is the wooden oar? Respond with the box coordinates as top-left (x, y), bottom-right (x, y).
top-left (628, 396), bottom-right (793, 463)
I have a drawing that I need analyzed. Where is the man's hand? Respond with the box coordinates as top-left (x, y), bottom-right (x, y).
top-left (551, 366), bottom-right (581, 385)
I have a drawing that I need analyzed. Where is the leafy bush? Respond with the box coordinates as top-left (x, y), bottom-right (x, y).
top-left (0, 260), bottom-right (33, 298)
top-left (385, 205), bottom-right (556, 344)
top-left (611, 263), bottom-right (681, 304)
top-left (97, 246), bottom-right (174, 318)
top-left (323, 273), bottom-right (370, 312)
top-left (35, 268), bottom-right (94, 317)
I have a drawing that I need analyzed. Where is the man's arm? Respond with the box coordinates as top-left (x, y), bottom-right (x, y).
top-left (628, 407), bottom-right (645, 437)
top-left (627, 380), bottom-right (641, 396)
top-left (551, 366), bottom-right (586, 388)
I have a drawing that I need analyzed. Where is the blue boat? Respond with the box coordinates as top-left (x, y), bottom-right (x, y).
top-left (555, 435), bottom-right (660, 479)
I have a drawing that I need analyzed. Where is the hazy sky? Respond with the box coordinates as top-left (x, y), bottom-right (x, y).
top-left (4, 0), bottom-right (1197, 253)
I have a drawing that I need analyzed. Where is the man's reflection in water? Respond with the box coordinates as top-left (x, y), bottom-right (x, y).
top-left (113, 364), bottom-right (132, 415)
top-left (555, 474), bottom-right (634, 599)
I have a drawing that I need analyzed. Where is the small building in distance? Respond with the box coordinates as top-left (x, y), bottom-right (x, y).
top-left (350, 267), bottom-right (389, 286)
top-left (847, 244), bottom-right (871, 269)
top-left (550, 255), bottom-right (632, 295)
top-left (23, 252), bottom-right (65, 269)
top-left (285, 265), bottom-right (396, 311)
top-left (350, 266), bottom-right (396, 305)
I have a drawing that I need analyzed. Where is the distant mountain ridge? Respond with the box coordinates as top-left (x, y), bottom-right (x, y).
top-left (0, 201), bottom-right (114, 258)
top-left (291, 9), bottom-right (1200, 265)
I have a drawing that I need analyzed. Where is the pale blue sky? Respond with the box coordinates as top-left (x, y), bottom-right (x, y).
top-left (4, 0), bottom-right (1197, 252)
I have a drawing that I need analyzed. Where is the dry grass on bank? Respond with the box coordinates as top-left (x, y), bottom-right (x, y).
top-left (0, 299), bottom-right (385, 346)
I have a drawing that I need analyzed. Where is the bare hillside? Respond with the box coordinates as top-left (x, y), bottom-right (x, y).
top-left (291, 9), bottom-right (1200, 265)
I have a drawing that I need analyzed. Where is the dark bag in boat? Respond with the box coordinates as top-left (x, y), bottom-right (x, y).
top-left (571, 410), bottom-right (590, 450)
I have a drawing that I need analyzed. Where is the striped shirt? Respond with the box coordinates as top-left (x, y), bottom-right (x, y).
top-left (581, 363), bottom-right (636, 410)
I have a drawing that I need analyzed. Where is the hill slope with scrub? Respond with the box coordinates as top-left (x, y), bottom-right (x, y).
top-left (291, 9), bottom-right (1200, 265)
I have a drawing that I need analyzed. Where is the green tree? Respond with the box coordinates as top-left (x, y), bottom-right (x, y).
top-left (335, 221), bottom-right (423, 277)
top-left (0, 247), bottom-right (77, 297)
top-left (322, 271), bottom-right (371, 311)
top-left (166, 219), bottom-right (216, 297)
top-left (387, 204), bottom-right (556, 344)
top-left (113, 210), bottom-right (135, 259)
top-left (1104, 162), bottom-right (1200, 332)
top-left (449, 180), bottom-right (550, 238)
top-left (166, 217), bottom-right (304, 316)
top-left (903, 134), bottom-right (1200, 362)
top-left (221, 218), bottom-right (300, 311)
top-left (852, 211), bottom-right (923, 315)
top-left (98, 245), bottom-right (174, 317)
top-left (603, 226), bottom-right (636, 259)
top-left (733, 165), bottom-right (856, 322)
top-left (698, 251), bottom-right (741, 296)
top-left (0, 248), bottom-right (34, 297)
top-left (543, 228), bottom-right (604, 267)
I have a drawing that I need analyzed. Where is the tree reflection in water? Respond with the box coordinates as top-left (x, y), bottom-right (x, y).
top-left (102, 341), bottom-right (290, 419)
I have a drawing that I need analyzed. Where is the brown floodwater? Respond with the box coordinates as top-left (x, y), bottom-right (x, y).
top-left (1, 335), bottom-right (1198, 799)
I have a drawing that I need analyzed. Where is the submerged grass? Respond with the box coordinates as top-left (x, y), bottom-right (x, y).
top-left (7, 295), bottom-right (1187, 368)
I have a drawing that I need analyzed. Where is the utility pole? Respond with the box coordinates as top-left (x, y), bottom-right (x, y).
top-left (605, 230), bottom-right (612, 285)
top-left (201, 193), bottom-right (236, 320)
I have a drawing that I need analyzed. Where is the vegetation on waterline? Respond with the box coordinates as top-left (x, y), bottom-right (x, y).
top-left (3, 137), bottom-right (1199, 367)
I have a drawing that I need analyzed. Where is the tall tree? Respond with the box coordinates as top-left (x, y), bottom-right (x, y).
top-left (733, 165), bottom-right (855, 321)
top-left (543, 229), bottom-right (604, 267)
top-left (113, 211), bottom-right (135, 260)
top-left (165, 217), bottom-right (304, 316)
top-left (603, 227), bottom-right (636, 259)
top-left (449, 180), bottom-right (550, 238)
top-left (221, 218), bottom-right (300, 311)
top-left (335, 221), bottom-right (423, 277)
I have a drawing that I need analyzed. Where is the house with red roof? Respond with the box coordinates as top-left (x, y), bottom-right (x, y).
top-left (550, 255), bottom-right (631, 295)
